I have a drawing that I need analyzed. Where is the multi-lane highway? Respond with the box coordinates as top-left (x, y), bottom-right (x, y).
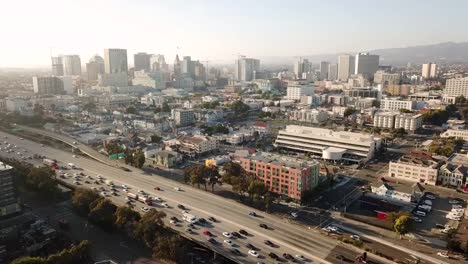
top-left (0, 129), bottom-right (448, 264)
top-left (0, 130), bottom-right (359, 264)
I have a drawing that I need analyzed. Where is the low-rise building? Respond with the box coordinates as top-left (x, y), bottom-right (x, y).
top-left (171, 108), bottom-right (195, 127)
top-left (373, 112), bottom-right (423, 132)
top-left (388, 155), bottom-right (439, 185)
top-left (438, 163), bottom-right (468, 187)
top-left (238, 152), bottom-right (320, 201)
top-left (370, 181), bottom-right (425, 204)
top-left (286, 81), bottom-right (314, 100)
top-left (275, 125), bottom-right (382, 162)
top-left (145, 150), bottom-right (180, 168)
top-left (381, 99), bottom-right (415, 111)
top-left (289, 109), bottom-right (328, 124)
top-left (178, 135), bottom-right (218, 155)
top-left (440, 129), bottom-right (468, 141)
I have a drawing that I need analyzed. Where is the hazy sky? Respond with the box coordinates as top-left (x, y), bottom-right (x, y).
top-left (1, 0), bottom-right (467, 67)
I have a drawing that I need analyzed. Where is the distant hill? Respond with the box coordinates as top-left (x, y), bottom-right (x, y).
top-left (259, 42), bottom-right (468, 67)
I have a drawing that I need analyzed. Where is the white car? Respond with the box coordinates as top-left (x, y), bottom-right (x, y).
top-left (222, 232), bottom-right (232, 238)
top-left (153, 197), bottom-right (162, 201)
top-left (350, 235), bottom-right (360, 240)
top-left (100, 192), bottom-right (109, 197)
top-left (174, 187), bottom-right (182, 191)
top-left (138, 190), bottom-right (145, 194)
top-left (328, 226), bottom-right (338, 232)
top-left (414, 211), bottom-right (426, 217)
top-left (123, 189), bottom-right (129, 193)
top-left (122, 184), bottom-right (128, 189)
top-left (170, 220), bottom-right (178, 225)
top-left (452, 205), bottom-right (463, 209)
top-left (437, 252), bottom-right (449, 258)
top-left (248, 250), bottom-right (259, 258)
top-left (161, 203), bottom-right (169, 208)
top-left (449, 200), bottom-right (461, 204)
top-left (295, 255), bottom-right (307, 261)
top-left (141, 207), bottom-right (150, 213)
top-left (224, 239), bottom-right (234, 246)
top-left (290, 212), bottom-right (298, 218)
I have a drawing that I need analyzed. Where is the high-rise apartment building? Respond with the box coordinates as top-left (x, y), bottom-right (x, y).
top-left (51, 56), bottom-right (64, 76)
top-left (374, 71), bottom-right (400, 86)
top-left (86, 55), bottom-right (105, 81)
top-left (104, 49), bottom-right (128, 74)
top-left (354, 53), bottom-right (379, 78)
top-left (171, 108), bottom-right (195, 126)
top-left (134, 52), bottom-right (151, 72)
top-left (319, 61), bottom-right (329, 80)
top-left (62, 55), bottom-right (82, 76)
top-left (444, 77), bottom-right (468, 98)
top-left (421, 63), bottom-right (438, 79)
top-left (328, 63), bottom-right (338, 81)
top-left (182, 56), bottom-right (193, 77)
top-left (294, 58), bottom-right (311, 79)
top-left (338, 54), bottom-right (355, 81)
top-left (32, 76), bottom-right (65, 94)
top-left (0, 162), bottom-right (21, 218)
top-left (234, 57), bottom-right (260, 82)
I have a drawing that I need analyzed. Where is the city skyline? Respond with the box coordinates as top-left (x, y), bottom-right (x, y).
top-left (1, 0), bottom-right (468, 67)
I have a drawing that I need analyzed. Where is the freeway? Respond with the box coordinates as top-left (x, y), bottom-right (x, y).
top-left (0, 130), bottom-right (344, 264)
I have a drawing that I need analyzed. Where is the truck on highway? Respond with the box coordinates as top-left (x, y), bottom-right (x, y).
top-left (138, 196), bottom-right (153, 206)
top-left (127, 193), bottom-right (138, 200)
top-left (42, 159), bottom-right (58, 169)
top-left (183, 212), bottom-right (198, 224)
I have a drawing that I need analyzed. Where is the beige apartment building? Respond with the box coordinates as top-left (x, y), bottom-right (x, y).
top-left (388, 155), bottom-right (439, 186)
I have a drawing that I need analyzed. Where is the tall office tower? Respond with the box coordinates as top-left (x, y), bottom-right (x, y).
top-left (319, 61), bottom-right (329, 80)
top-left (354, 53), bottom-right (379, 79)
top-left (150, 54), bottom-right (168, 72)
top-left (181, 56), bottom-right (196, 78)
top-left (234, 56), bottom-right (260, 81)
top-left (0, 162), bottom-right (21, 218)
top-left (134, 52), bottom-right (151, 71)
top-left (294, 58), bottom-right (311, 79)
top-left (338, 54), bottom-right (355, 81)
top-left (51, 56), bottom-right (64, 76)
top-left (328, 63), bottom-right (338, 81)
top-left (421, 63), bottom-right (438, 79)
top-left (62, 55), bottom-right (82, 76)
top-left (104, 49), bottom-right (128, 74)
top-left (86, 55), bottom-right (105, 81)
top-left (173, 54), bottom-right (181, 79)
top-left (194, 61), bottom-right (206, 81)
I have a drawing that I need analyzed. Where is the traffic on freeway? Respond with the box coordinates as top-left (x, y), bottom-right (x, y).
top-left (0, 130), bottom-right (373, 264)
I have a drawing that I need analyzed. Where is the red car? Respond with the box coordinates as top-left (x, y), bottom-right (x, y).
top-left (203, 230), bottom-right (212, 237)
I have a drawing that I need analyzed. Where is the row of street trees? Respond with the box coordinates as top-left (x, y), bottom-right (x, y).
top-left (11, 240), bottom-right (91, 264)
top-left (71, 188), bottom-right (185, 261)
top-left (183, 164), bottom-right (221, 192)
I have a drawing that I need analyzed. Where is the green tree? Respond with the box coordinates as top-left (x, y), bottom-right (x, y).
top-left (391, 128), bottom-right (407, 138)
top-left (162, 102), bottom-right (171, 112)
top-left (230, 100), bottom-right (250, 119)
top-left (25, 167), bottom-right (60, 198)
top-left (150, 134), bottom-right (162, 143)
top-left (222, 162), bottom-right (243, 183)
top-left (10, 257), bottom-right (45, 264)
top-left (152, 234), bottom-right (187, 261)
top-left (71, 188), bottom-right (101, 215)
top-left (393, 215), bottom-right (412, 234)
top-left (126, 106), bottom-right (137, 114)
top-left (344, 107), bottom-right (355, 117)
top-left (206, 165), bottom-right (221, 192)
top-left (455, 95), bottom-right (466, 105)
top-left (133, 150), bottom-right (146, 168)
top-left (134, 209), bottom-right (167, 247)
top-left (248, 180), bottom-right (266, 202)
top-left (46, 240), bottom-right (91, 264)
top-left (88, 198), bottom-right (117, 230)
top-left (114, 206), bottom-right (141, 231)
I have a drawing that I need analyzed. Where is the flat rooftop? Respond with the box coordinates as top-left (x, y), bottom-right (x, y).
top-left (0, 162), bottom-right (13, 171)
top-left (447, 153), bottom-right (468, 166)
top-left (245, 152), bottom-right (319, 170)
top-left (280, 125), bottom-right (381, 143)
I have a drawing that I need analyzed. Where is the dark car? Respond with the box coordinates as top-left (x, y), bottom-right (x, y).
top-left (198, 218), bottom-right (207, 224)
top-left (231, 248), bottom-right (242, 256)
top-left (246, 243), bottom-right (257, 250)
top-left (259, 223), bottom-right (268, 229)
top-left (232, 231), bottom-right (241, 238)
top-left (283, 253), bottom-right (294, 260)
top-left (170, 216), bottom-right (179, 222)
top-left (208, 216), bottom-right (218, 222)
top-left (239, 229), bottom-right (249, 236)
top-left (264, 240), bottom-right (274, 247)
top-left (269, 252), bottom-right (280, 260)
top-left (207, 238), bottom-right (217, 244)
top-left (177, 204), bottom-right (185, 210)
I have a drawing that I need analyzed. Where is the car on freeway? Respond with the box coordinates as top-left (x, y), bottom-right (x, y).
top-left (231, 248), bottom-right (241, 256)
top-left (84, 180), bottom-right (90, 184)
top-left (283, 253), bottom-right (294, 260)
top-left (203, 230), bottom-right (212, 237)
top-left (246, 243), bottom-right (257, 250)
top-left (208, 216), bottom-right (217, 222)
top-left (290, 211), bottom-right (298, 218)
top-left (138, 190), bottom-right (145, 194)
top-left (198, 218), bottom-right (207, 224)
top-left (268, 252), bottom-right (280, 260)
top-left (207, 238), bottom-right (217, 244)
top-left (248, 250), bottom-right (259, 258)
top-left (437, 252), bottom-right (449, 258)
top-left (181, 210), bottom-right (189, 215)
top-left (295, 255), bottom-right (307, 261)
top-left (222, 232), bottom-right (232, 238)
top-left (231, 231), bottom-right (241, 238)
top-left (239, 229), bottom-right (249, 236)
top-left (177, 204), bottom-right (186, 210)
top-left (170, 216), bottom-right (179, 222)
top-left (73, 181), bottom-right (80, 185)
top-left (170, 220), bottom-right (178, 225)
top-left (412, 217), bottom-right (423, 223)
top-left (426, 194), bottom-right (436, 200)
top-left (259, 223), bottom-right (268, 229)
top-left (161, 203), bottom-right (169, 208)
top-left (174, 187), bottom-right (182, 191)
top-left (350, 235), bottom-right (361, 240)
top-left (141, 207), bottom-right (150, 213)
top-left (185, 228), bottom-right (192, 233)
top-left (264, 240), bottom-right (274, 247)
top-left (449, 200), bottom-right (461, 204)
top-left (248, 211), bottom-right (257, 217)
top-left (122, 184), bottom-right (128, 189)
top-left (154, 186), bottom-right (161, 191)
top-left (224, 239), bottom-right (233, 246)
top-left (187, 223), bottom-right (195, 229)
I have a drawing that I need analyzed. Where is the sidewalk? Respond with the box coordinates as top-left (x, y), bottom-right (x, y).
top-left (335, 214), bottom-right (451, 264)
